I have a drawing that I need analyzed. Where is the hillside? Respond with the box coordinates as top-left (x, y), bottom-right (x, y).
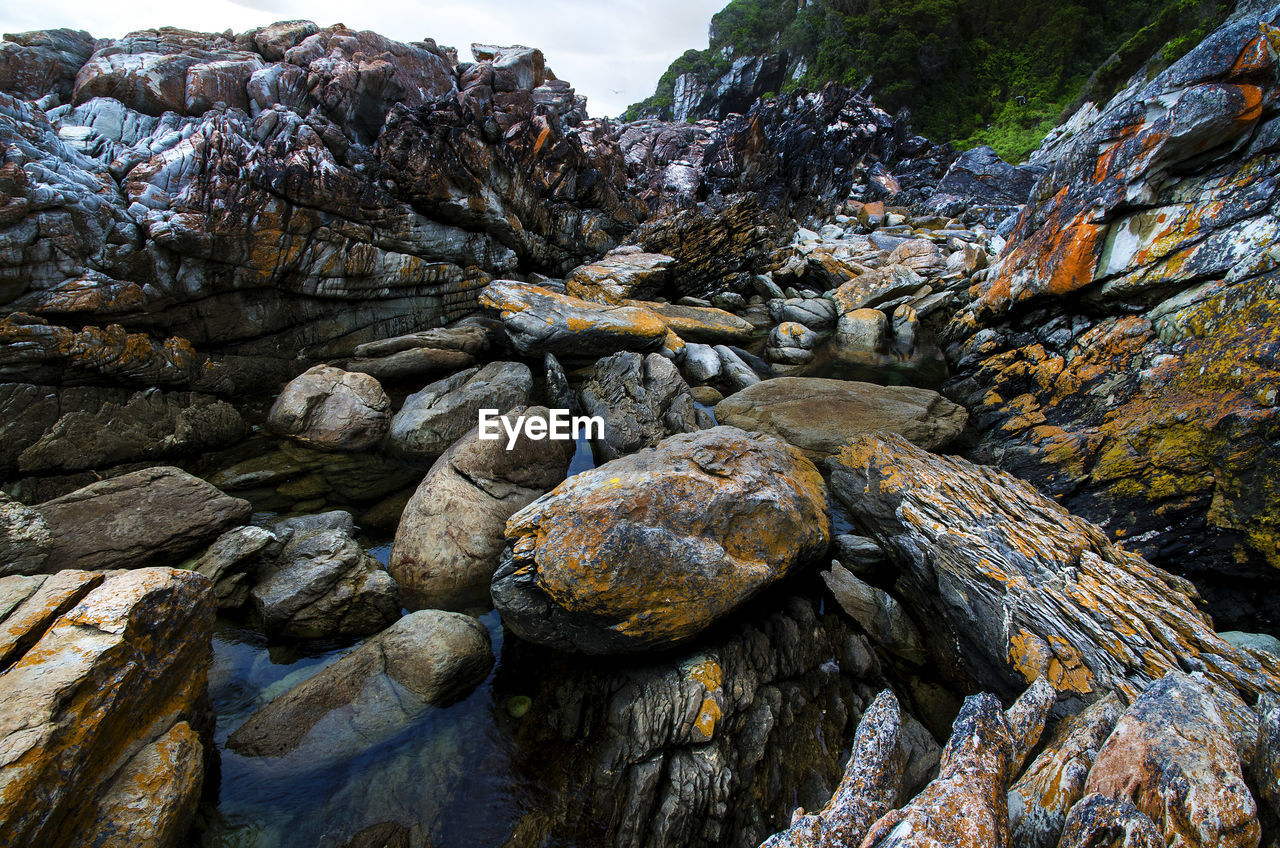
top-left (626, 0), bottom-right (1234, 160)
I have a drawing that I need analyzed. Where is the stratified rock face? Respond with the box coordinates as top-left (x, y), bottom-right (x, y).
top-left (479, 281), bottom-right (670, 357)
top-left (35, 465), bottom-right (252, 573)
top-left (227, 609), bottom-right (493, 758)
top-left (715, 377), bottom-right (967, 460)
top-left (1086, 672), bottom-right (1262, 848)
top-left (0, 567), bottom-right (214, 848)
top-left (389, 407), bottom-right (574, 609)
top-left (827, 433), bottom-right (1280, 704)
top-left (580, 351), bottom-right (700, 461)
top-left (267, 364), bottom-right (391, 451)
top-left (493, 426), bottom-right (830, 653)
top-left (388, 361), bottom-right (533, 460)
top-left (944, 7), bottom-right (1280, 623)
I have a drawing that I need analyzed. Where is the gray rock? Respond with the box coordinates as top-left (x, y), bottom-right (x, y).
top-left (1219, 630), bottom-right (1280, 658)
top-left (681, 342), bottom-right (722, 383)
top-left (191, 525), bottom-right (283, 609)
top-left (389, 361), bottom-right (532, 460)
top-left (0, 493), bottom-right (52, 576)
top-left (352, 325), bottom-right (493, 359)
top-left (769, 297), bottom-right (837, 332)
top-left (713, 344), bottom-right (761, 392)
top-left (267, 365), bottom-right (391, 452)
top-left (821, 563), bottom-right (926, 664)
top-left (542, 353), bottom-right (579, 414)
top-left (579, 352), bottom-right (700, 461)
top-left (344, 348), bottom-right (475, 385)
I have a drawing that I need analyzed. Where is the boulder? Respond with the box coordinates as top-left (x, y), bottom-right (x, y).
top-left (0, 568), bottom-right (214, 847)
top-left (579, 352), bottom-right (700, 461)
top-left (388, 361), bottom-right (532, 460)
top-left (352, 325), bottom-right (493, 359)
top-left (1055, 794), bottom-right (1166, 848)
top-left (344, 348), bottom-right (475, 385)
top-left (267, 365), bottom-right (391, 452)
top-left (925, 145), bottom-right (1043, 216)
top-left (769, 297), bottom-right (837, 332)
top-left (821, 564), bottom-right (925, 665)
top-left (831, 266), bottom-right (924, 314)
top-left (227, 609), bottom-right (492, 758)
top-left (479, 281), bottom-right (669, 357)
top-left (565, 248), bottom-right (675, 303)
top-left (640, 301), bottom-right (756, 345)
top-left (715, 378), bottom-right (967, 460)
top-left (834, 308), bottom-right (888, 354)
top-left (36, 466), bottom-right (252, 573)
top-left (389, 407), bottom-right (573, 610)
top-left (0, 493), bottom-right (52, 575)
top-left (0, 28), bottom-right (96, 102)
top-left (492, 426), bottom-right (830, 653)
top-left (190, 525), bottom-right (283, 609)
top-left (250, 512), bottom-right (399, 639)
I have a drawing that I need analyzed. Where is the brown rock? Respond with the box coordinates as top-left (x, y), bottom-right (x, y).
top-left (565, 248), bottom-right (675, 303)
top-left (0, 569), bottom-right (102, 669)
top-left (1056, 794), bottom-right (1166, 848)
top-left (639, 301), bottom-right (756, 345)
top-left (267, 364), bottom-right (392, 451)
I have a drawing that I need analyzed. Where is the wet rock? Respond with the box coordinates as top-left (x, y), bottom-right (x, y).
top-left (642, 301), bottom-right (756, 345)
top-left (389, 361), bottom-right (532, 460)
top-left (1056, 794), bottom-right (1166, 848)
top-left (480, 281), bottom-right (669, 357)
top-left (580, 352), bottom-right (700, 461)
top-left (36, 466), bottom-right (251, 573)
top-left (190, 525), bottom-right (283, 609)
top-left (1085, 671), bottom-right (1261, 848)
top-left (0, 493), bottom-right (52, 576)
top-left (493, 426), bottom-right (830, 653)
top-left (925, 145), bottom-right (1043, 217)
top-left (827, 433), bottom-right (1280, 703)
top-left (716, 378), bottom-right (967, 460)
top-left (565, 248), bottom-right (675, 303)
top-left (267, 365), bottom-right (391, 452)
top-left (0, 568), bottom-right (214, 847)
top-left (389, 407), bottom-right (573, 610)
top-left (250, 512), bottom-right (399, 638)
top-left (227, 609), bottom-right (492, 758)
top-left (761, 690), bottom-right (905, 848)
top-left (821, 564), bottom-right (926, 665)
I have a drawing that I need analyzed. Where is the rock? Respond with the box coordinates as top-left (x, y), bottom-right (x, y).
top-left (479, 281), bottom-right (669, 357)
top-left (683, 342), bottom-right (724, 383)
top-left (715, 344), bottom-right (762, 391)
top-left (641, 301), bottom-right (756, 345)
top-left (770, 298), bottom-right (837, 332)
top-left (690, 385), bottom-right (724, 407)
top-left (1085, 671), bottom-right (1262, 848)
top-left (250, 513), bottom-right (399, 638)
top-left (1056, 794), bottom-right (1166, 848)
top-left (190, 525), bottom-right (283, 609)
top-left (1220, 630), bottom-right (1280, 659)
top-left (579, 352), bottom-right (700, 461)
top-left (352, 325), bottom-right (493, 360)
top-left (0, 28), bottom-right (96, 102)
top-left (36, 466), bottom-right (251, 573)
top-left (267, 365), bottom-right (391, 452)
top-left (827, 433), bottom-right (1280, 703)
top-left (833, 534), bottom-right (889, 577)
top-left (886, 240), bottom-right (944, 276)
top-left (389, 361), bottom-right (532, 460)
top-left (542, 353), bottom-right (579, 414)
top-left (832, 266), bottom-right (925, 314)
top-left (834, 308), bottom-right (888, 354)
top-left (924, 145), bottom-right (1044, 217)
top-left (344, 347), bottom-right (475, 385)
top-left (388, 407), bottom-right (573, 610)
top-left (1009, 694), bottom-right (1125, 848)
top-left (0, 568), bottom-right (214, 847)
top-left (760, 690), bottom-right (904, 848)
top-left (0, 493), bottom-right (52, 576)
top-left (227, 609), bottom-right (493, 758)
top-left (821, 564), bottom-right (925, 664)
top-left (715, 378), bottom-right (967, 460)
top-left (492, 426), bottom-right (830, 653)
top-left (565, 248), bottom-right (675, 303)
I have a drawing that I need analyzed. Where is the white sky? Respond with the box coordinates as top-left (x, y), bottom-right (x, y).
top-left (0, 0), bottom-right (730, 117)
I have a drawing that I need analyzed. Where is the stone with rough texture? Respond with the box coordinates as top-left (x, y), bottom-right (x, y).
top-left (580, 351), bottom-right (700, 461)
top-left (36, 466), bottom-right (251, 573)
top-left (1056, 794), bottom-right (1166, 848)
top-left (0, 492), bottom-right (53, 575)
top-left (480, 281), bottom-right (669, 357)
top-left (190, 525), bottom-right (283, 609)
top-left (566, 248), bottom-right (675, 303)
top-left (716, 377), bottom-right (967, 460)
top-left (493, 426), bottom-right (830, 653)
top-left (267, 365), bottom-right (391, 451)
top-left (389, 361), bottom-right (532, 460)
top-left (389, 407), bottom-right (573, 610)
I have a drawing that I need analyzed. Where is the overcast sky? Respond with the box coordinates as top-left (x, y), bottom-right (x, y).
top-left (0, 0), bottom-right (730, 116)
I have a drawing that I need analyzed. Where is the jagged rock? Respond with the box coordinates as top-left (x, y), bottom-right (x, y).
top-left (250, 512), bottom-right (399, 638)
top-left (579, 352), bottom-right (700, 461)
top-left (36, 466), bottom-right (251, 573)
top-left (227, 609), bottom-right (492, 758)
top-left (0, 493), bottom-right (53, 576)
top-left (1085, 671), bottom-right (1262, 848)
top-left (388, 361), bottom-right (533, 460)
top-left (827, 433), bottom-right (1280, 703)
top-left (1056, 794), bottom-right (1166, 848)
top-left (925, 145), bottom-right (1043, 217)
top-left (492, 426), bottom-right (830, 653)
top-left (542, 353), bottom-right (579, 413)
top-left (565, 247), bottom-right (675, 303)
top-left (821, 564), bottom-right (926, 664)
top-left (1009, 694), bottom-right (1125, 848)
top-left (388, 407), bottom-right (573, 610)
top-left (190, 525), bottom-right (283, 609)
top-left (267, 365), bottom-right (391, 451)
top-left (760, 690), bottom-right (904, 848)
top-left (715, 378), bottom-right (967, 460)
top-left (479, 281), bottom-right (669, 357)
top-left (0, 567), bottom-right (214, 847)
top-left (945, 7), bottom-right (1280, 620)
top-left (0, 28), bottom-right (96, 103)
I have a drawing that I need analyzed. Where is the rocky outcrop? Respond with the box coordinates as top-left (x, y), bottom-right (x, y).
top-left (388, 407), bottom-right (574, 610)
top-left (579, 351), bottom-right (701, 461)
top-left (35, 465), bottom-right (251, 573)
top-left (0, 567), bottom-right (214, 847)
top-left (0, 28), bottom-right (96, 103)
top-left (566, 247), bottom-right (675, 303)
top-left (388, 361), bottom-right (532, 460)
top-left (827, 433), bottom-right (1280, 704)
top-left (266, 365), bottom-right (391, 451)
top-left (716, 377), bottom-right (967, 460)
top-left (228, 609), bottom-right (492, 758)
top-left (944, 6), bottom-right (1280, 626)
top-left (492, 426), bottom-right (830, 653)
top-left (924, 145), bottom-right (1044, 220)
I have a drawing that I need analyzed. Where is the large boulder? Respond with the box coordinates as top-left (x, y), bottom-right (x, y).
top-left (479, 281), bottom-right (669, 357)
top-left (388, 361), bottom-right (533, 460)
top-left (715, 377), bottom-right (967, 460)
top-left (565, 247), bottom-right (675, 303)
top-left (579, 351), bottom-right (701, 461)
top-left (0, 568), bottom-right (214, 847)
top-left (389, 407), bottom-right (574, 610)
top-left (0, 28), bottom-right (96, 103)
top-left (227, 609), bottom-right (492, 759)
top-left (491, 426), bottom-right (830, 653)
top-left (267, 365), bottom-right (392, 452)
top-left (35, 466), bottom-right (252, 573)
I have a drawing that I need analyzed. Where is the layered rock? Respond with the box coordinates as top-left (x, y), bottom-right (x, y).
top-left (492, 426), bottom-right (830, 653)
top-left (579, 352), bottom-right (701, 461)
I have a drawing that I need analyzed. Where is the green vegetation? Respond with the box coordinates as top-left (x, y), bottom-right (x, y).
top-left (626, 0), bottom-right (1231, 160)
